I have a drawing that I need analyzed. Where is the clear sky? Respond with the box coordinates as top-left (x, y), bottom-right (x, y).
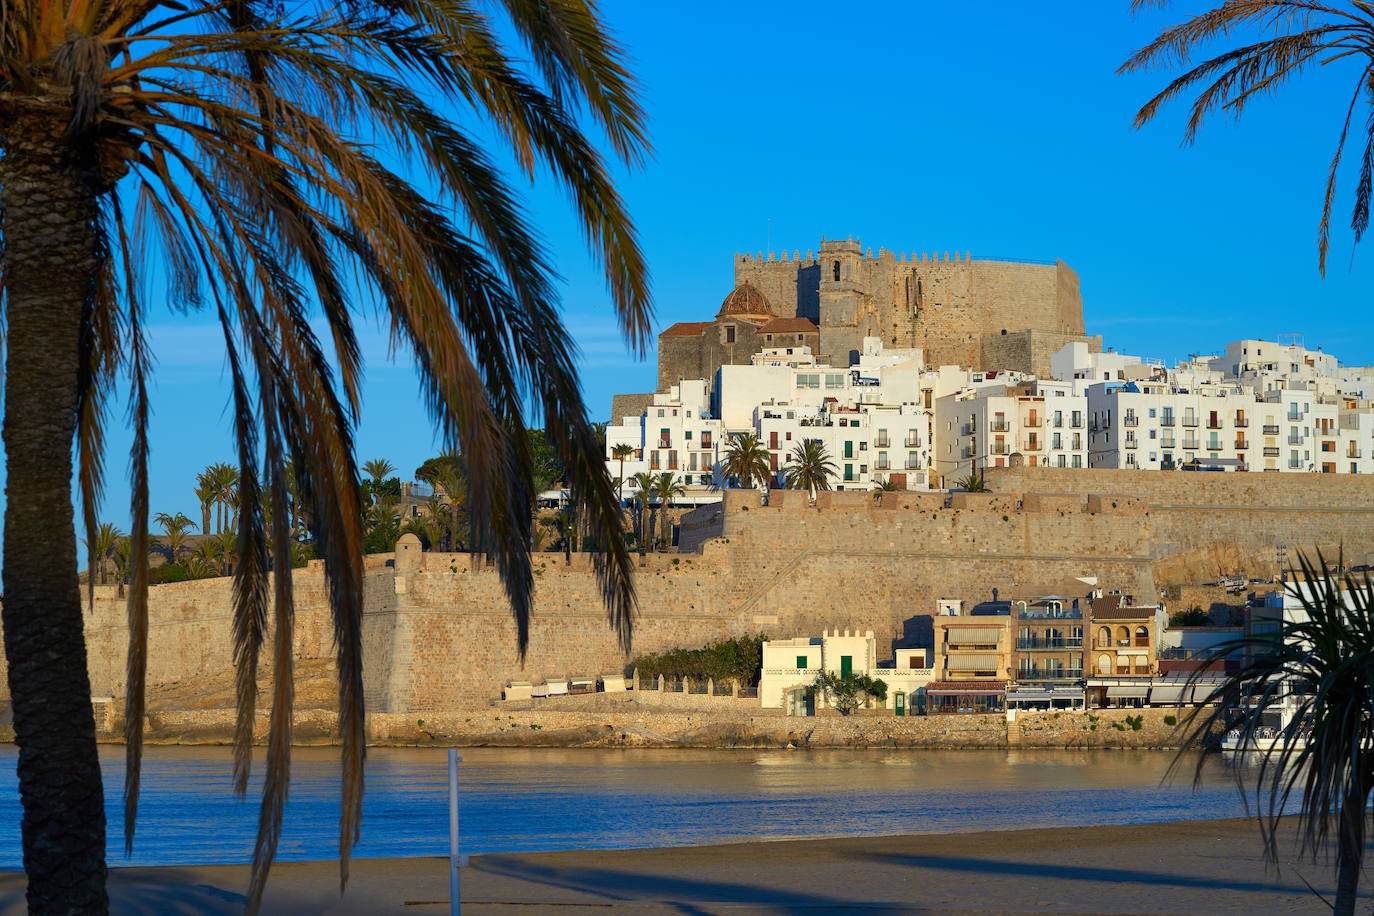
top-left (78, 2), bottom-right (1374, 532)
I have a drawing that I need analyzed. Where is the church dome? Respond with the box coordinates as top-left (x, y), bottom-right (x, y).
top-left (716, 282), bottom-right (775, 320)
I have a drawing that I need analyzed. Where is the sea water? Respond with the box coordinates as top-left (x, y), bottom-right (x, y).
top-left (0, 745), bottom-right (1254, 868)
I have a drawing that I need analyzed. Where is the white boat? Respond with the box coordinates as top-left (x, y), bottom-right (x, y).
top-left (1221, 695), bottom-right (1308, 753)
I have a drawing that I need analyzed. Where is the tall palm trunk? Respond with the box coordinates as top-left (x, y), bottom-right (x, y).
top-left (0, 116), bottom-right (109, 912)
top-left (1334, 781), bottom-right (1369, 916)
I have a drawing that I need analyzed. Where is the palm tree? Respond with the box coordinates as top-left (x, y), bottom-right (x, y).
top-left (1122, 2), bottom-right (1374, 274)
top-left (203, 462), bottom-right (240, 536)
top-left (194, 470), bottom-right (218, 541)
top-left (721, 432), bottom-right (771, 489)
top-left (784, 439), bottom-right (837, 504)
top-left (629, 471), bottom-right (656, 550)
top-left (153, 512), bottom-right (197, 564)
top-left (0, 3), bottom-right (649, 911)
top-left (83, 522), bottom-right (124, 588)
top-left (1174, 554), bottom-right (1374, 915)
top-left (655, 471), bottom-right (686, 548)
top-left (611, 442), bottom-right (635, 503)
top-left (416, 453), bottom-right (468, 552)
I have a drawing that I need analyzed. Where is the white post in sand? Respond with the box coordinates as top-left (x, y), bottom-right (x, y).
top-left (449, 749), bottom-right (463, 915)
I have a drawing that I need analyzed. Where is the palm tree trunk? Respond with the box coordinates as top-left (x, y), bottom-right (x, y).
top-left (0, 118), bottom-right (109, 912)
top-left (1334, 782), bottom-right (1368, 916)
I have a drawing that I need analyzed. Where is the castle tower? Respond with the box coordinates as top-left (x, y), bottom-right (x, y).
top-left (818, 237), bottom-right (867, 366)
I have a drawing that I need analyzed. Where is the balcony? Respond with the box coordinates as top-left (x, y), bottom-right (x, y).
top-left (1018, 607), bottom-right (1082, 620)
top-left (1289, 459), bottom-right (1303, 469)
top-left (875, 435), bottom-right (890, 448)
top-left (1025, 438), bottom-right (1043, 451)
top-left (1160, 437), bottom-right (1176, 449)
top-left (1263, 446), bottom-right (1281, 457)
top-left (875, 457), bottom-right (890, 470)
top-left (1023, 417), bottom-right (1043, 428)
top-left (1350, 447), bottom-right (1364, 459)
top-left (1288, 435), bottom-right (1303, 445)
top-left (1161, 416), bottom-right (1175, 427)
top-left (904, 435), bottom-right (921, 448)
top-left (1262, 424), bottom-right (1280, 435)
top-left (990, 420), bottom-right (1011, 432)
top-left (990, 442), bottom-right (1010, 456)
top-left (1016, 637), bottom-right (1084, 650)
top-left (1182, 437), bottom-right (1200, 450)
top-left (1017, 668), bottom-right (1085, 682)
top-left (960, 423), bottom-right (975, 436)
top-left (700, 435), bottom-right (712, 448)
top-left (1288, 412), bottom-right (1302, 422)
top-left (905, 459), bottom-right (922, 469)
top-left (1182, 416), bottom-right (1198, 427)
top-left (1123, 415), bottom-right (1138, 427)
top-left (961, 446), bottom-right (975, 460)
top-left (657, 438), bottom-right (671, 449)
top-left (1124, 437), bottom-right (1137, 449)
top-left (1206, 420), bottom-right (1223, 429)
top-left (1235, 418), bottom-right (1249, 428)
top-left (1052, 417), bottom-right (1064, 428)
top-left (1070, 417), bottom-right (1084, 428)
top-left (1234, 439), bottom-right (1249, 450)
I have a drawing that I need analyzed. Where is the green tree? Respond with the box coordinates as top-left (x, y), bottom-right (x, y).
top-left (784, 439), bottom-right (837, 503)
top-left (1122, 1), bottom-right (1374, 274)
top-left (655, 471), bottom-right (686, 548)
top-left (1176, 555), bottom-right (1374, 916)
top-left (416, 453), bottom-right (468, 552)
top-left (0, 1), bottom-right (648, 910)
top-left (805, 671), bottom-right (888, 716)
top-left (194, 469), bottom-right (217, 541)
top-left (721, 431), bottom-right (771, 489)
top-left (957, 471), bottom-right (988, 492)
top-left (611, 443), bottom-right (635, 496)
top-left (630, 471), bottom-right (657, 549)
top-left (83, 522), bottom-right (123, 589)
top-left (153, 512), bottom-right (197, 564)
top-left (1169, 606), bottom-right (1211, 627)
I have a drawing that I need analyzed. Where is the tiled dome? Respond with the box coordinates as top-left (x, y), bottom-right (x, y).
top-left (716, 282), bottom-right (775, 319)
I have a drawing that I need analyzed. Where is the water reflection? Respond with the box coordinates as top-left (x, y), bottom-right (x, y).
top-left (0, 746), bottom-right (1254, 868)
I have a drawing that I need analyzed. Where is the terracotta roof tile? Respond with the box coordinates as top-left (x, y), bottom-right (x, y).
top-left (757, 317), bottom-right (818, 334)
top-left (659, 321), bottom-right (715, 338)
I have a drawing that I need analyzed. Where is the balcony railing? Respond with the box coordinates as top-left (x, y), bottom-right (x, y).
top-left (904, 435), bottom-right (920, 447)
top-left (1206, 420), bottom-right (1223, 429)
top-left (1123, 415), bottom-right (1138, 427)
top-left (1023, 417), bottom-right (1043, 428)
top-left (1263, 446), bottom-right (1281, 457)
top-left (1015, 637), bottom-right (1084, 650)
top-left (1350, 447), bottom-right (1363, 458)
top-left (1025, 439), bottom-right (1043, 451)
top-left (658, 438), bottom-right (671, 449)
top-left (1288, 412), bottom-right (1302, 422)
top-left (1018, 608), bottom-right (1082, 620)
top-left (1124, 438), bottom-right (1137, 448)
top-left (991, 420), bottom-right (1010, 432)
top-left (1235, 439), bottom-right (1249, 449)
top-left (1289, 459), bottom-right (1303, 468)
top-left (875, 435), bottom-right (890, 448)
top-left (1262, 424), bottom-right (1280, 435)
top-left (1160, 437), bottom-right (1176, 449)
top-left (1070, 417), bottom-right (1084, 428)
top-left (1235, 418), bottom-right (1249, 428)
top-left (875, 458), bottom-right (890, 470)
top-left (1161, 416), bottom-right (1175, 427)
top-left (1182, 416), bottom-right (1198, 427)
top-left (1288, 435), bottom-right (1303, 445)
top-left (990, 443), bottom-right (1010, 455)
top-left (1016, 668), bottom-right (1085, 682)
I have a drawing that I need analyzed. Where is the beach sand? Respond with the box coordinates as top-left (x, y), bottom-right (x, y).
top-left (0, 817), bottom-right (1347, 914)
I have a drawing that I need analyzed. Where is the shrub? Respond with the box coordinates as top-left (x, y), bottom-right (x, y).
top-left (630, 635), bottom-right (766, 686)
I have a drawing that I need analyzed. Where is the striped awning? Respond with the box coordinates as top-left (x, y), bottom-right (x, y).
top-left (947, 654), bottom-right (1000, 671)
top-left (1107, 685), bottom-right (1149, 698)
top-left (928, 685), bottom-right (1006, 696)
top-left (945, 627), bottom-right (1003, 645)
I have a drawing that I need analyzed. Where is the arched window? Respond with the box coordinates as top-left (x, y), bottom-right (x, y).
top-left (833, 260), bottom-right (841, 281)
top-left (1116, 625), bottom-right (1130, 644)
top-left (1097, 626), bottom-right (1110, 647)
top-left (1097, 654), bottom-right (1112, 675)
top-left (1135, 626), bottom-right (1149, 646)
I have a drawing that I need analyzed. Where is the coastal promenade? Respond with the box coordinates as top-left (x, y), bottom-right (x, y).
top-left (0, 818), bottom-right (1339, 914)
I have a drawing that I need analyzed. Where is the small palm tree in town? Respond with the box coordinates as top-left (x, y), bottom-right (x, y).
top-left (784, 439), bottom-right (837, 504)
top-left (194, 469), bottom-right (218, 541)
top-left (630, 471), bottom-right (657, 549)
top-left (655, 471), bottom-right (686, 548)
top-left (1176, 554), bottom-right (1374, 916)
top-left (83, 522), bottom-right (124, 588)
top-left (153, 512), bottom-right (197, 564)
top-left (612, 443), bottom-right (636, 500)
top-left (1122, 1), bottom-right (1374, 274)
top-left (722, 431), bottom-right (771, 489)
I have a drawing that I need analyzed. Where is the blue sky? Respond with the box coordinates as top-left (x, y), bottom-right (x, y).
top-left (89, 2), bottom-right (1374, 530)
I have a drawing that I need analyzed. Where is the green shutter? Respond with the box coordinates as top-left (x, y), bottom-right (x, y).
top-left (840, 656), bottom-right (853, 678)
top-left (796, 655), bottom-right (808, 669)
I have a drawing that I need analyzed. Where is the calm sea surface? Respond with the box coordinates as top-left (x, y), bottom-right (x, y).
top-left (0, 746), bottom-right (1256, 868)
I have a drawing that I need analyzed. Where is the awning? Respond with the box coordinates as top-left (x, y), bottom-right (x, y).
top-left (945, 628), bottom-right (1003, 645)
top-left (947, 654), bottom-right (1000, 671)
top-left (1106, 685), bottom-right (1149, 698)
top-left (1149, 685), bottom-right (1187, 704)
top-left (1189, 683), bottom-right (1224, 704)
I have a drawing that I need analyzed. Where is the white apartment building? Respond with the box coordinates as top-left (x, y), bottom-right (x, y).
top-left (934, 379), bottom-right (1089, 482)
top-left (1087, 380), bottom-right (1259, 471)
top-left (604, 380), bottom-right (724, 496)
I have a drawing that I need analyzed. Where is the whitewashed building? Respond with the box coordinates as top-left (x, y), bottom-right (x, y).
top-left (759, 629), bottom-right (933, 715)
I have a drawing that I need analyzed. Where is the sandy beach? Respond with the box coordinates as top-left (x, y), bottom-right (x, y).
top-left (0, 817), bottom-right (1349, 914)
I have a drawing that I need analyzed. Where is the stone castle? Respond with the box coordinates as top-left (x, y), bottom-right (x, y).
top-left (654, 236), bottom-right (1099, 394)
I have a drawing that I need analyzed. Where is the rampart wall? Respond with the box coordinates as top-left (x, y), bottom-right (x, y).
top-left (21, 469), bottom-right (1374, 722)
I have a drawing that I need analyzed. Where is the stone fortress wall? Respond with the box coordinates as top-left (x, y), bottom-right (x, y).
top-left (731, 240), bottom-right (1091, 374)
top-left (19, 470), bottom-right (1374, 726)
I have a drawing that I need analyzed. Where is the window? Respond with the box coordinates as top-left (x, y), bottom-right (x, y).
top-left (1071, 455), bottom-right (1082, 468)
top-left (796, 655), bottom-right (808, 669)
top-left (725, 325), bottom-right (736, 344)
top-left (825, 373), bottom-right (845, 389)
top-left (833, 260), bottom-right (841, 281)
